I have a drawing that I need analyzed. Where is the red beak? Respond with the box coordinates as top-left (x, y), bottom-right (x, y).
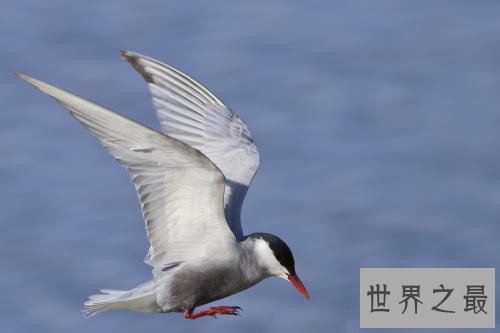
top-left (287, 273), bottom-right (310, 299)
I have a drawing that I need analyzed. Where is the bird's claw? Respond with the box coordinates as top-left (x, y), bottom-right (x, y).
top-left (213, 305), bottom-right (241, 317)
top-left (233, 306), bottom-right (242, 316)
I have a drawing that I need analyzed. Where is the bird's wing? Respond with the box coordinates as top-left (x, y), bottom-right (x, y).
top-left (121, 51), bottom-right (260, 240)
top-left (17, 73), bottom-right (236, 270)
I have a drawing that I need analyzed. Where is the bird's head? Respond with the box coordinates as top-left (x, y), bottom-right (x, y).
top-left (248, 233), bottom-right (309, 299)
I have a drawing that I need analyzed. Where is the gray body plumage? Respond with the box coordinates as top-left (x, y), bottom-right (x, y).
top-left (82, 237), bottom-right (269, 316)
top-left (160, 238), bottom-right (265, 312)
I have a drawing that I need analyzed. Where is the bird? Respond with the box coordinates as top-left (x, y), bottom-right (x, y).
top-left (16, 51), bottom-right (309, 320)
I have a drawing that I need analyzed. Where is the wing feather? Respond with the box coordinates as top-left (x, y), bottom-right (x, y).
top-left (121, 51), bottom-right (261, 240)
top-left (17, 73), bottom-right (236, 270)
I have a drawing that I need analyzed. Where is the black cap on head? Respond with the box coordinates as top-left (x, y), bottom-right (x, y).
top-left (248, 232), bottom-right (296, 276)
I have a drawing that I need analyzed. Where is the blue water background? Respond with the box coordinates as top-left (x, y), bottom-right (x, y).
top-left (1, 1), bottom-right (499, 332)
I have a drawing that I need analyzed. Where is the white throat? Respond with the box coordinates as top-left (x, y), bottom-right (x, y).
top-left (240, 238), bottom-right (288, 282)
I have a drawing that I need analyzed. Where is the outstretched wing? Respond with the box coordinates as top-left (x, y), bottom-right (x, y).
top-left (121, 51), bottom-right (260, 240)
top-left (17, 73), bottom-right (236, 270)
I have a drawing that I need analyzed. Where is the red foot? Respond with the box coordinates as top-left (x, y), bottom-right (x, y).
top-left (183, 306), bottom-right (242, 319)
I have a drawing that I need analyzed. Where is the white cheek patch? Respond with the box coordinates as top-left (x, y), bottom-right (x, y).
top-left (254, 239), bottom-right (287, 277)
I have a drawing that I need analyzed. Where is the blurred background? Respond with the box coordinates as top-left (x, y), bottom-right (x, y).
top-left (1, 1), bottom-right (499, 332)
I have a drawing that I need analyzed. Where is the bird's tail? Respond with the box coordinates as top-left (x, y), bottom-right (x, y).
top-left (83, 281), bottom-right (159, 317)
top-left (83, 289), bottom-right (129, 317)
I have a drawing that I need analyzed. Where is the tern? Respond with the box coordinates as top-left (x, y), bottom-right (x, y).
top-left (16, 51), bottom-right (309, 319)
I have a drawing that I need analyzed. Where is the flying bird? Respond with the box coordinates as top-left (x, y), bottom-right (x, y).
top-left (16, 51), bottom-right (309, 320)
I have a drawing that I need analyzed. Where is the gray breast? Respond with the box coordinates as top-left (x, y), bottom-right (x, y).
top-left (167, 261), bottom-right (257, 311)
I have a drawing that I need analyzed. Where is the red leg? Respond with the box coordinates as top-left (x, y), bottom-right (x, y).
top-left (183, 306), bottom-right (242, 319)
